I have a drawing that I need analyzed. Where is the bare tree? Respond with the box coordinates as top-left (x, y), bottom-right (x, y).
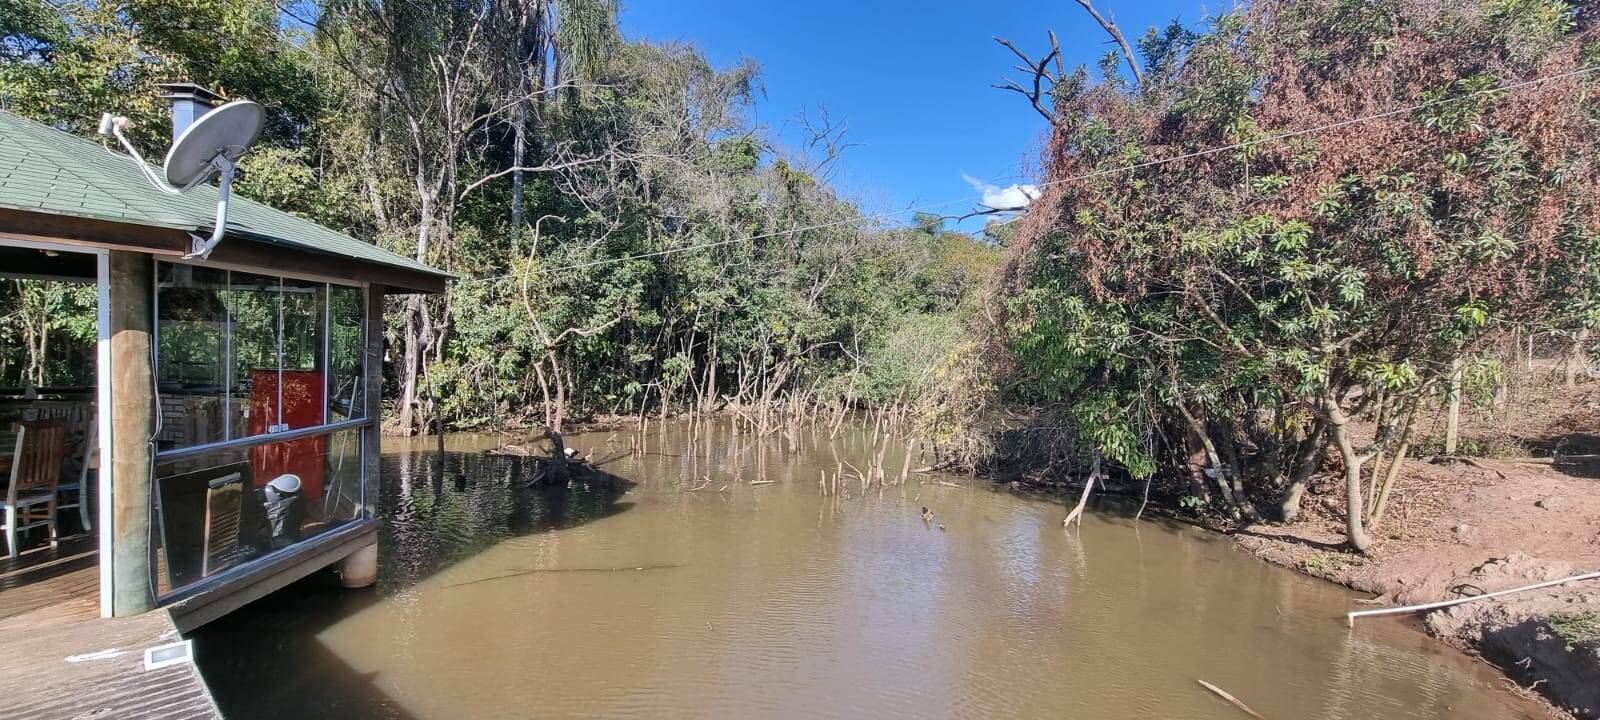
top-left (1072, 0), bottom-right (1143, 86)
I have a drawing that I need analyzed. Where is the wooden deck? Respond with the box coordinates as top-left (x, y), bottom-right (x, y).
top-left (0, 537), bottom-right (220, 719)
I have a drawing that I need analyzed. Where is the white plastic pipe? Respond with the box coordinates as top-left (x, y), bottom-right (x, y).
top-left (1347, 571), bottom-right (1600, 626)
top-left (105, 117), bottom-right (185, 196)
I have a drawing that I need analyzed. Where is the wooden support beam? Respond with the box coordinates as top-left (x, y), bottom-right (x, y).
top-left (362, 286), bottom-right (386, 520)
top-left (107, 251), bottom-right (155, 616)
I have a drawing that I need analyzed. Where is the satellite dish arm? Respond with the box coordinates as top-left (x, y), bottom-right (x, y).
top-left (185, 155), bottom-right (235, 260)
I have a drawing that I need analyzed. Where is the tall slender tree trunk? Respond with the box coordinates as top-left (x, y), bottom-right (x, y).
top-left (1277, 421), bottom-right (1327, 522)
top-left (511, 101), bottom-right (526, 241)
top-left (1565, 330), bottom-right (1588, 388)
top-left (1323, 393), bottom-right (1372, 552)
top-left (400, 297), bottom-right (421, 434)
top-left (1368, 399), bottom-right (1418, 531)
top-left (1444, 357), bottom-right (1462, 455)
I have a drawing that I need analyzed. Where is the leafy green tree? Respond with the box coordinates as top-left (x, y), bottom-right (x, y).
top-left (993, 0), bottom-right (1600, 550)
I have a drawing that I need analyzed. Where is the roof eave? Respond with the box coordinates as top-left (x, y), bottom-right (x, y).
top-left (0, 208), bottom-right (450, 294)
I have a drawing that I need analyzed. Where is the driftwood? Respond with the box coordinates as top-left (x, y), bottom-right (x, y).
top-left (1197, 680), bottom-right (1268, 720)
top-left (1063, 451), bottom-right (1102, 529)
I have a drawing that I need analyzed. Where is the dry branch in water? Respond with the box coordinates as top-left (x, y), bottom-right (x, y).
top-left (1063, 451), bottom-right (1102, 529)
top-left (1197, 679), bottom-right (1268, 720)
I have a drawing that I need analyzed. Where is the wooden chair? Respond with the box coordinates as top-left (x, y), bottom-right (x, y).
top-left (3, 418), bottom-right (67, 557)
top-left (56, 420), bottom-right (95, 533)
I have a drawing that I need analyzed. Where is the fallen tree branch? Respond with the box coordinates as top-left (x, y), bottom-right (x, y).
top-left (1198, 680), bottom-right (1268, 720)
top-left (1484, 454), bottom-right (1600, 465)
top-left (1426, 455), bottom-right (1508, 479)
top-left (1063, 450), bottom-right (1102, 529)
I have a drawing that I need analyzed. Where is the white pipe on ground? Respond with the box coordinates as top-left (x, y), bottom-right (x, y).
top-left (1346, 571), bottom-right (1600, 626)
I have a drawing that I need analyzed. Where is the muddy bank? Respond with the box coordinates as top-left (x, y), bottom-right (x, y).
top-left (1228, 458), bottom-right (1600, 719)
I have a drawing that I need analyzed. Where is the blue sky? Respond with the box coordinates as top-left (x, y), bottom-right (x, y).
top-left (620, 0), bottom-right (1205, 229)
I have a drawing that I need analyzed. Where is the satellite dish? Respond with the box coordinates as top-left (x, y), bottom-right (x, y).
top-left (98, 98), bottom-right (264, 260)
top-left (163, 100), bottom-right (263, 188)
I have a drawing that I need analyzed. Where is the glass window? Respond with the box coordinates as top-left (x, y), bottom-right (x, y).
top-left (328, 286), bottom-right (366, 422)
top-left (226, 272), bottom-right (282, 439)
top-left (151, 262), bottom-right (373, 600)
top-left (156, 265), bottom-right (229, 450)
top-left (152, 429), bottom-right (366, 598)
top-left (279, 278), bottom-right (326, 431)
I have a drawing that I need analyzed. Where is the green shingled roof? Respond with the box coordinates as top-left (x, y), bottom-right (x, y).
top-left (0, 109), bottom-right (449, 282)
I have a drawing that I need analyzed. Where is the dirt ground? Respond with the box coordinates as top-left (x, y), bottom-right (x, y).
top-left (1232, 379), bottom-right (1600, 719)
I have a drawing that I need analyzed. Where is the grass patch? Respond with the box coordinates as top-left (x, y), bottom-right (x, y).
top-left (1548, 610), bottom-right (1600, 646)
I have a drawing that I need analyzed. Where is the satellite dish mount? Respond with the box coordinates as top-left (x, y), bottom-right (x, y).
top-left (98, 96), bottom-right (264, 260)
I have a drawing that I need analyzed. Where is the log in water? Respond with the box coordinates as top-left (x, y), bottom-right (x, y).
top-left (193, 419), bottom-right (1546, 720)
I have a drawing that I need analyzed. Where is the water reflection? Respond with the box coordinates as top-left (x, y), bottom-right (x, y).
top-left (194, 422), bottom-right (1542, 720)
top-left (193, 449), bottom-right (633, 720)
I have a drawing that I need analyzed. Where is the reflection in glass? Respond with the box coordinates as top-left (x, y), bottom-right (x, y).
top-left (328, 286), bottom-right (365, 422)
top-left (156, 264), bottom-right (228, 450)
top-left (279, 278), bottom-right (326, 430)
top-left (153, 429), bottom-right (365, 597)
top-left (226, 272), bottom-right (280, 440)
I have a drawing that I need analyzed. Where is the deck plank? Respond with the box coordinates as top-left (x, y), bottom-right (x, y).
top-left (0, 559), bottom-right (221, 719)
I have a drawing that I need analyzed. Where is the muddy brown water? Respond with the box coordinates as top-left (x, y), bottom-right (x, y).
top-left (193, 420), bottom-right (1544, 719)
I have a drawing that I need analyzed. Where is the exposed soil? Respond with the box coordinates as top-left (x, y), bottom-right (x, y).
top-left (1231, 380), bottom-right (1600, 719)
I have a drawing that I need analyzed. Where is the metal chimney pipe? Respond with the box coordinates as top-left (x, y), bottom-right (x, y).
top-left (156, 82), bottom-right (223, 141)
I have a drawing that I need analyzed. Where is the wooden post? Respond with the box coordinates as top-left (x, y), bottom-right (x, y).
top-left (108, 252), bottom-right (155, 616)
top-left (1444, 357), bottom-right (1462, 456)
top-left (361, 285), bottom-right (385, 519)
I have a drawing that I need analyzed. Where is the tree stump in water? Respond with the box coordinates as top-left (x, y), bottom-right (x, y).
top-left (544, 427), bottom-right (570, 486)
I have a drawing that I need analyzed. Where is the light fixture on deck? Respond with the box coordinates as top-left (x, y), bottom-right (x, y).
top-left (97, 99), bottom-right (264, 261)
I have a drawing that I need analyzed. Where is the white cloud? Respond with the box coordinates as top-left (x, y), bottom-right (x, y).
top-left (962, 172), bottom-right (1040, 211)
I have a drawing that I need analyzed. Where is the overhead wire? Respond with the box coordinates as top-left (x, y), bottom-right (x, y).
top-left (458, 63), bottom-right (1600, 284)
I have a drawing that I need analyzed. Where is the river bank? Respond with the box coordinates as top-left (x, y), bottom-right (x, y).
top-left (1227, 454), bottom-right (1600, 719)
top-left (998, 388), bottom-right (1600, 719)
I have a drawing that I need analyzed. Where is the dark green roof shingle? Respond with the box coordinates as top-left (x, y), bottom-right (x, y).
top-left (0, 110), bottom-right (449, 283)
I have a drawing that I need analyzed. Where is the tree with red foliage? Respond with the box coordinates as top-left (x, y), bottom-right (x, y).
top-left (995, 0), bottom-right (1600, 550)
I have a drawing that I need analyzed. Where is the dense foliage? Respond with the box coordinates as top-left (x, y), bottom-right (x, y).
top-left (990, 0), bottom-right (1600, 549)
top-left (0, 0), bottom-right (995, 430)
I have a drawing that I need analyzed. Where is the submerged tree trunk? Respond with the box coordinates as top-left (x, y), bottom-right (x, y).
top-left (399, 296), bottom-right (422, 435)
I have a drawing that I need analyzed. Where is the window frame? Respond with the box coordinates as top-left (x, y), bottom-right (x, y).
top-left (152, 259), bottom-right (371, 456)
top-left (150, 258), bottom-right (374, 603)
